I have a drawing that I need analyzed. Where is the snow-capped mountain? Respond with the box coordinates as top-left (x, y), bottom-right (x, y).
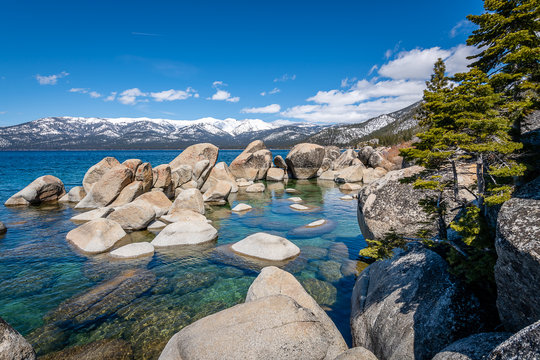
top-left (0, 102), bottom-right (421, 150)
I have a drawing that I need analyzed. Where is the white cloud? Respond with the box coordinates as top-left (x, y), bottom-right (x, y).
top-left (89, 91), bottom-right (101, 98)
top-left (150, 87), bottom-right (197, 102)
top-left (69, 88), bottom-right (101, 98)
top-left (450, 20), bottom-right (474, 38)
top-left (274, 74), bottom-right (296, 82)
top-left (36, 71), bottom-right (69, 85)
top-left (208, 81), bottom-right (240, 102)
top-left (261, 87), bottom-right (280, 96)
top-left (445, 44), bottom-right (478, 75)
top-left (341, 77), bottom-right (357, 88)
top-left (241, 104), bottom-right (281, 114)
top-left (118, 88), bottom-right (147, 105)
top-left (105, 92), bottom-right (117, 102)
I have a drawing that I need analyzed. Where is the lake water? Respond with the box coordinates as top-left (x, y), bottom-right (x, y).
top-left (0, 150), bottom-right (367, 359)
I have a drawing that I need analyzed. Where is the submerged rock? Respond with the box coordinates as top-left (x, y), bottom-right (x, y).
top-left (245, 183), bottom-right (265, 193)
top-left (432, 332), bottom-right (511, 360)
top-left (66, 218), bottom-right (127, 254)
top-left (494, 177), bottom-right (540, 332)
top-left (288, 219), bottom-right (337, 238)
top-left (5, 175), bottom-right (65, 206)
top-left (232, 232), bottom-right (300, 261)
top-left (487, 320), bottom-right (540, 359)
top-left (286, 143), bottom-right (326, 179)
top-left (339, 183), bottom-right (362, 191)
top-left (229, 140), bottom-right (273, 181)
top-left (351, 245), bottom-right (482, 360)
top-left (299, 277), bottom-right (337, 306)
top-left (109, 242), bottom-right (155, 259)
top-left (151, 221), bottom-right (217, 246)
top-left (0, 316), bottom-right (36, 360)
top-left (231, 203), bottom-right (252, 212)
top-left (0, 221), bottom-right (6, 234)
top-left (39, 339), bottom-right (133, 360)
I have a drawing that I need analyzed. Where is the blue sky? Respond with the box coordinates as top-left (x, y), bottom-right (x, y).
top-left (0, 0), bottom-right (485, 126)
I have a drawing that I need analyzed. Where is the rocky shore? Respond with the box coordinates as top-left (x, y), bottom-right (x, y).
top-left (1, 140), bottom-right (538, 359)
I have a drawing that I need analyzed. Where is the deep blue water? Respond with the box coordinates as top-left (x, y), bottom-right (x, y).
top-left (0, 150), bottom-right (366, 359)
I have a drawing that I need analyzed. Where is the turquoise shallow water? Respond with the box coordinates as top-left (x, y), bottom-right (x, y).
top-left (0, 150), bottom-right (366, 359)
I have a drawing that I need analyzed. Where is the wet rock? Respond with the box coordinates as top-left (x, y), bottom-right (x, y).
top-left (329, 242), bottom-right (349, 261)
top-left (110, 181), bottom-right (144, 207)
top-left (286, 143), bottom-right (326, 179)
top-left (351, 245), bottom-right (482, 360)
top-left (432, 332), bottom-right (511, 360)
top-left (135, 162), bottom-right (153, 193)
top-left (266, 167), bottom-right (285, 181)
top-left (231, 203), bottom-right (252, 212)
top-left (134, 191), bottom-right (172, 218)
top-left (59, 186), bottom-right (86, 203)
top-left (341, 259), bottom-right (360, 277)
top-left (70, 207), bottom-right (114, 223)
top-left (335, 164), bottom-right (364, 183)
top-left (203, 180), bottom-right (232, 203)
top-left (299, 277), bottom-right (337, 307)
top-left (107, 200), bottom-right (156, 231)
top-left (82, 157), bottom-right (120, 193)
top-left (66, 218), bottom-right (127, 254)
top-left (0, 221), bottom-right (6, 234)
top-left (39, 339), bottom-right (133, 360)
top-left (109, 242), bottom-right (155, 259)
top-left (317, 260), bottom-right (343, 282)
top-left (487, 320), bottom-right (540, 359)
top-left (76, 165), bottom-right (133, 209)
top-left (245, 183), bottom-right (265, 193)
top-left (334, 347), bottom-right (378, 360)
top-left (201, 162), bottom-right (238, 193)
top-left (45, 269), bottom-right (155, 326)
top-left (273, 155), bottom-right (287, 169)
top-left (494, 177), bottom-right (540, 331)
top-left (151, 221), bottom-right (217, 246)
top-left (288, 219), bottom-right (337, 238)
top-left (232, 232), bottom-right (300, 261)
top-left (229, 140), bottom-right (273, 181)
top-left (0, 316), bottom-right (36, 359)
top-left (5, 175), bottom-right (65, 206)
top-left (170, 188), bottom-right (205, 215)
top-left (357, 165), bottom-right (432, 240)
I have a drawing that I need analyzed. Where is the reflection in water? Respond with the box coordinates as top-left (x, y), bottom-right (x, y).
top-left (0, 175), bottom-right (366, 359)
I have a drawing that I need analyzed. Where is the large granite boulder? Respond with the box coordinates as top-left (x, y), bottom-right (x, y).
top-left (106, 200), bottom-right (156, 231)
top-left (266, 167), bottom-right (285, 181)
top-left (201, 162), bottom-right (238, 193)
top-left (487, 319), bottom-right (540, 360)
top-left (324, 146), bottom-right (341, 163)
top-left (135, 162), bottom-right (153, 192)
top-left (170, 188), bottom-right (205, 215)
top-left (82, 157), bottom-right (120, 193)
top-left (273, 155), bottom-right (287, 169)
top-left (161, 209), bottom-right (208, 224)
top-left (356, 166), bottom-right (432, 240)
top-left (59, 186), bottom-right (86, 203)
top-left (152, 164), bottom-right (173, 195)
top-left (358, 146), bottom-right (375, 166)
top-left (245, 183), bottom-right (265, 193)
top-left (70, 207), bottom-right (114, 223)
top-left (151, 221), bottom-right (217, 246)
top-left (159, 267), bottom-right (347, 360)
top-left (335, 164), bottom-right (365, 183)
top-left (351, 245), bottom-right (482, 360)
top-left (432, 333), bottom-right (511, 360)
top-left (495, 177), bottom-right (540, 332)
top-left (0, 316), bottom-right (36, 359)
top-left (66, 218), bottom-right (127, 254)
top-left (171, 164), bottom-right (192, 189)
top-left (76, 165), bottom-right (133, 209)
top-left (110, 181), bottom-right (144, 207)
top-left (229, 140), bottom-right (273, 181)
top-left (334, 347), bottom-right (378, 360)
top-left (169, 143), bottom-right (219, 185)
top-left (231, 233), bottom-right (300, 261)
top-left (202, 180), bottom-right (232, 203)
top-left (286, 143), bottom-right (326, 179)
top-left (133, 191), bottom-right (172, 218)
top-left (5, 175), bottom-right (65, 206)
top-left (333, 149), bottom-right (358, 170)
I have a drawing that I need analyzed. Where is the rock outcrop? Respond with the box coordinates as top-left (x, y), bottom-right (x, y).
top-left (5, 175), bottom-right (65, 206)
top-left (0, 316), bottom-right (36, 360)
top-left (229, 140), bottom-right (273, 181)
top-left (487, 320), bottom-right (540, 360)
top-left (266, 168), bottom-right (285, 181)
top-left (351, 245), bottom-right (481, 360)
top-left (286, 143), bottom-right (326, 179)
top-left (494, 177), bottom-right (540, 332)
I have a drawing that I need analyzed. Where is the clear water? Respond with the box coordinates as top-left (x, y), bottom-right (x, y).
top-left (0, 150), bottom-right (366, 359)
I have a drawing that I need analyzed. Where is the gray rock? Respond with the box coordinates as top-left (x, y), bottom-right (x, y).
top-left (358, 146), bottom-right (375, 166)
top-left (351, 245), bottom-right (482, 360)
top-left (333, 347), bottom-right (378, 360)
top-left (495, 177), bottom-right (540, 332)
top-left (229, 140), bottom-right (273, 181)
top-left (286, 143), bottom-right (326, 179)
top-left (5, 175), bottom-right (65, 206)
top-left (521, 109), bottom-right (540, 147)
top-left (0, 316), bottom-right (36, 360)
top-left (432, 332), bottom-right (511, 360)
top-left (487, 320), bottom-right (540, 360)
top-left (335, 164), bottom-right (365, 183)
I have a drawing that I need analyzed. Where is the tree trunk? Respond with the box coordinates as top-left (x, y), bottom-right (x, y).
top-left (437, 191), bottom-right (447, 240)
top-left (477, 154), bottom-right (484, 212)
top-left (451, 160), bottom-right (459, 203)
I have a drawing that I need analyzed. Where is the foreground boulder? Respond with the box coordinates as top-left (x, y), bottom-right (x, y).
top-left (82, 157), bottom-right (120, 193)
top-left (333, 149), bottom-right (358, 170)
top-left (231, 232), bottom-right (300, 261)
top-left (229, 140), bottom-right (273, 181)
top-left (109, 242), bottom-right (155, 259)
top-left (66, 218), bottom-right (127, 254)
top-left (286, 143), bottom-right (325, 179)
top-left (351, 245), bottom-right (481, 360)
top-left (151, 221), bottom-right (217, 246)
top-left (159, 267), bottom-right (347, 360)
top-left (487, 320), bottom-right (540, 359)
top-left (357, 166), bottom-right (431, 240)
top-left (266, 168), bottom-right (285, 181)
top-left (5, 175), bottom-right (65, 206)
top-left (334, 347), bottom-right (378, 360)
top-left (494, 177), bottom-right (540, 332)
top-left (0, 316), bottom-right (36, 359)
top-left (76, 165), bottom-right (133, 209)
top-left (432, 332), bottom-right (511, 360)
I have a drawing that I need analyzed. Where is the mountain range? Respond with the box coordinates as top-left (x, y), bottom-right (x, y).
top-left (0, 102), bottom-right (420, 150)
